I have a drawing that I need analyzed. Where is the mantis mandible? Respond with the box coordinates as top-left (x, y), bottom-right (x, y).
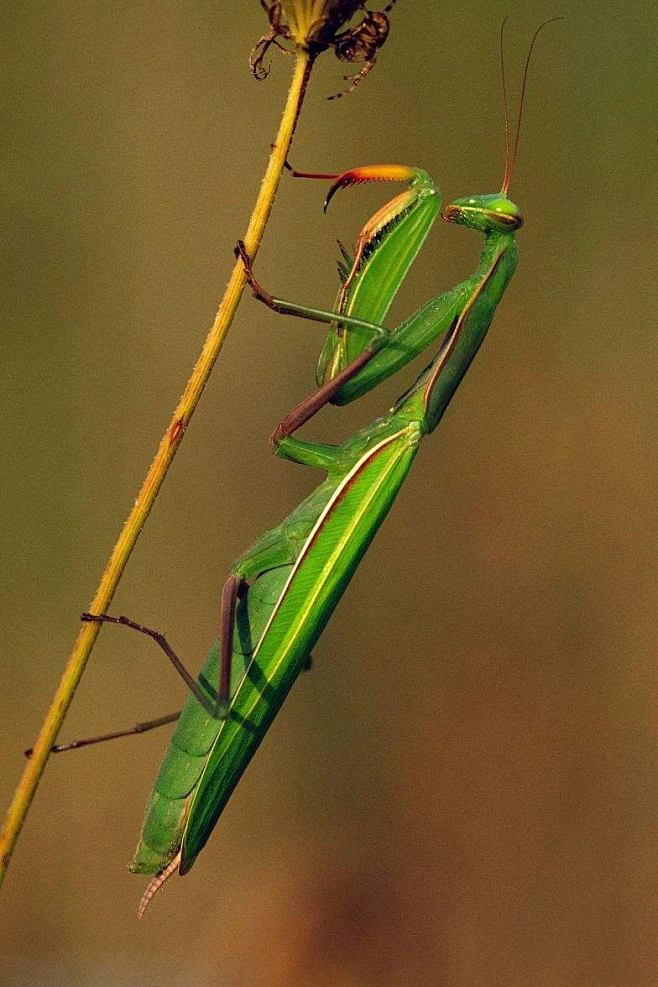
top-left (43, 20), bottom-right (558, 917)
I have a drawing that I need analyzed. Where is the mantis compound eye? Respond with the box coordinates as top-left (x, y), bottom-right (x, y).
top-left (490, 200), bottom-right (524, 230)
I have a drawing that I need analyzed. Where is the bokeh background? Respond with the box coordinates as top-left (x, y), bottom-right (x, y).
top-left (3, 2), bottom-right (657, 984)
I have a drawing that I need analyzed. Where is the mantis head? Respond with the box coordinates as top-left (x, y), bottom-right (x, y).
top-left (441, 193), bottom-right (523, 233)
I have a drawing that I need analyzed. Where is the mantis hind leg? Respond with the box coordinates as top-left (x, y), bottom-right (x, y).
top-left (79, 611), bottom-right (229, 718)
top-left (81, 565), bottom-right (250, 719)
top-left (35, 599), bottom-right (236, 755)
top-left (35, 567), bottom-right (254, 755)
top-left (25, 711), bottom-right (182, 756)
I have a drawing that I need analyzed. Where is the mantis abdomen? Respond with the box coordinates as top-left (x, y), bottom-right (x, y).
top-left (131, 422), bottom-right (419, 877)
top-left (129, 565), bottom-right (292, 874)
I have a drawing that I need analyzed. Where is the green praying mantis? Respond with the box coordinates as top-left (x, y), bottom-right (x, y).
top-left (42, 20), bottom-right (559, 917)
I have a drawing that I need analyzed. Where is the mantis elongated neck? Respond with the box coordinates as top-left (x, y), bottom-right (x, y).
top-left (476, 228), bottom-right (517, 279)
top-left (394, 227), bottom-right (519, 436)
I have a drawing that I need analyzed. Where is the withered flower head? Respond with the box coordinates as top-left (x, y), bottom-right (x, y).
top-left (280, 1), bottom-right (362, 48)
top-left (252, 1), bottom-right (398, 98)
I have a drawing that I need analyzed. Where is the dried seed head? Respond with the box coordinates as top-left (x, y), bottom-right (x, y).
top-left (252, 1), bottom-right (397, 94)
top-left (279, 0), bottom-right (362, 49)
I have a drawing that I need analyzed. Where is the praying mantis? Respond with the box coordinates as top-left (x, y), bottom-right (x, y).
top-left (44, 20), bottom-right (558, 918)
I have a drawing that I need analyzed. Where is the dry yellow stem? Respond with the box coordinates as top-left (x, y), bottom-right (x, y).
top-left (0, 49), bottom-right (313, 886)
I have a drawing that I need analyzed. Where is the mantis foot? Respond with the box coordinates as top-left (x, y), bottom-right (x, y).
top-left (235, 240), bottom-right (276, 310)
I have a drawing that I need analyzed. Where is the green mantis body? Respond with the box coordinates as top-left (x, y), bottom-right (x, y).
top-left (118, 169), bottom-right (523, 916)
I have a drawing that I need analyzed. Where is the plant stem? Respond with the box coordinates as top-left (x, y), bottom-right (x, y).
top-left (0, 49), bottom-right (314, 885)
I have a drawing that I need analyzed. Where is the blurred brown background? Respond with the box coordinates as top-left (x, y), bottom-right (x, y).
top-left (2, 2), bottom-right (657, 984)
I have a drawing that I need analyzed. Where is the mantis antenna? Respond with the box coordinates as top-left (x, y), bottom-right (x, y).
top-left (500, 17), bottom-right (512, 196)
top-left (501, 16), bottom-right (563, 196)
